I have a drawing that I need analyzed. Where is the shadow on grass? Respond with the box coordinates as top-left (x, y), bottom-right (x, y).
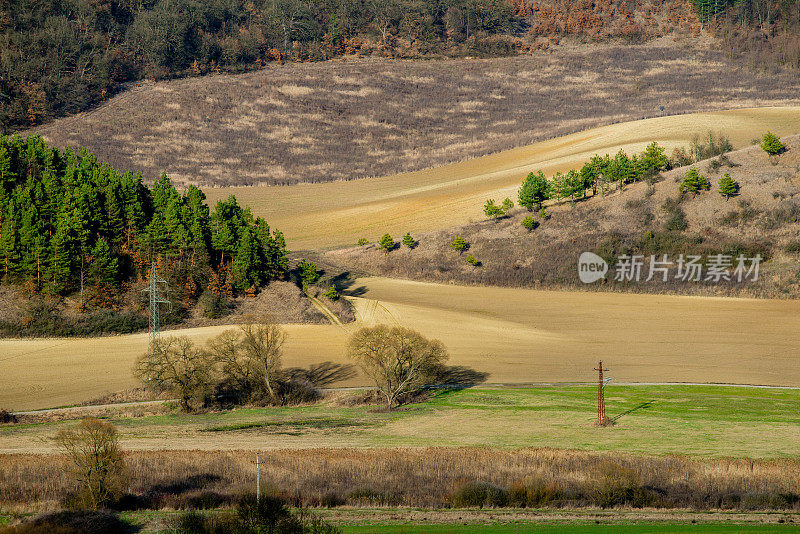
top-left (610, 399), bottom-right (656, 424)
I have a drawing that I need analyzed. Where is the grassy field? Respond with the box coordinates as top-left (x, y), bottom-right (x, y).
top-left (3, 385), bottom-right (800, 456)
top-left (3, 276), bottom-right (799, 412)
top-left (204, 106), bottom-right (800, 250)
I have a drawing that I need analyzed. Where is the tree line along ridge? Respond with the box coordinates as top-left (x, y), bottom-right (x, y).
top-left (0, 135), bottom-right (288, 309)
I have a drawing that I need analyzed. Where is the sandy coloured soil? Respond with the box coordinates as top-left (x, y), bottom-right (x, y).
top-left (3, 276), bottom-right (798, 411)
top-left (205, 107), bottom-right (800, 249)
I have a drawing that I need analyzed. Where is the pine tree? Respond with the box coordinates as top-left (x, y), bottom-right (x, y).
top-left (518, 171), bottom-right (549, 210)
top-left (296, 259), bottom-right (319, 291)
top-left (402, 232), bottom-right (416, 249)
top-left (449, 236), bottom-right (469, 254)
top-left (0, 202), bottom-right (20, 280)
top-left (231, 228), bottom-right (257, 291)
top-left (521, 215), bottom-right (537, 232)
top-left (639, 142), bottom-right (669, 175)
top-left (483, 199), bottom-right (504, 219)
top-left (761, 132), bottom-right (786, 155)
top-left (717, 173), bottom-right (739, 201)
top-left (89, 238), bottom-right (119, 286)
top-left (680, 168), bottom-right (711, 196)
top-left (378, 233), bottom-right (395, 254)
top-left (48, 211), bottom-right (80, 294)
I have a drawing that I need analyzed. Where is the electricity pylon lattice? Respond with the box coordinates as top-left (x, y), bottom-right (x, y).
top-left (143, 260), bottom-right (171, 353)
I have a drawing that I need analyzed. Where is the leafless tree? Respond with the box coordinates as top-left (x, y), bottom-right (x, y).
top-left (347, 325), bottom-right (448, 410)
top-left (239, 319), bottom-right (287, 401)
top-left (134, 336), bottom-right (214, 412)
top-left (54, 418), bottom-right (128, 509)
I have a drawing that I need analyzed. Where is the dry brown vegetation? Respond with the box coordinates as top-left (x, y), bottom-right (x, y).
top-left (328, 135), bottom-right (800, 297)
top-left (3, 448), bottom-right (800, 514)
top-left (29, 41), bottom-right (800, 188)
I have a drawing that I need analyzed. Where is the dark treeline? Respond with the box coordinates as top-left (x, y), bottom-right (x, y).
top-left (2, 0), bottom-right (798, 135)
top-left (0, 135), bottom-right (288, 308)
top-left (694, 0), bottom-right (800, 70)
top-left (0, 0), bottom-right (518, 134)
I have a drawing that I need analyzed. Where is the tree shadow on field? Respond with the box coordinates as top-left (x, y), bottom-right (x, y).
top-left (286, 361), bottom-right (357, 387)
top-left (433, 365), bottom-right (490, 390)
top-left (329, 271), bottom-right (368, 297)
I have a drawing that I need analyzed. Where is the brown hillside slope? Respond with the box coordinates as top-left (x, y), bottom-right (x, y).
top-left (30, 40), bottom-right (800, 188)
top-left (207, 107), bottom-right (800, 250)
top-left (327, 135), bottom-right (800, 298)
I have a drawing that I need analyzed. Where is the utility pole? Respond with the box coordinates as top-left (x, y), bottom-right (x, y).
top-left (594, 360), bottom-right (611, 426)
top-left (142, 259), bottom-right (170, 354)
top-left (251, 452), bottom-right (261, 503)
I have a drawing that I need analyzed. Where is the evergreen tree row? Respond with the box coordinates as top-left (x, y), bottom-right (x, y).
top-left (0, 135), bottom-right (288, 304)
top-left (518, 142), bottom-right (671, 210)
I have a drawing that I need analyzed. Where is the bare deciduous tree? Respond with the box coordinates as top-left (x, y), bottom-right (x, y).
top-left (347, 325), bottom-right (449, 410)
top-left (239, 319), bottom-right (287, 401)
top-left (134, 336), bottom-right (214, 412)
top-left (54, 417), bottom-right (128, 509)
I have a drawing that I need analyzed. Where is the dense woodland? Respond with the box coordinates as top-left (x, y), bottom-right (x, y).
top-left (0, 135), bottom-right (288, 310)
top-left (2, 0), bottom-right (799, 134)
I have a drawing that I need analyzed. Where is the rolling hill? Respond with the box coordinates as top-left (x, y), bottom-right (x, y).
top-left (30, 41), bottom-right (800, 189)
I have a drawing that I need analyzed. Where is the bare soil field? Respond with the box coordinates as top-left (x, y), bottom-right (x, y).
top-left (211, 107), bottom-right (800, 250)
top-left (29, 41), bottom-right (800, 189)
top-left (2, 277), bottom-right (798, 411)
top-left (328, 135), bottom-right (800, 297)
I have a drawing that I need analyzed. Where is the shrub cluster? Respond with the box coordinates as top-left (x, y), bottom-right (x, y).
top-left (172, 494), bottom-right (339, 534)
top-left (0, 302), bottom-right (150, 337)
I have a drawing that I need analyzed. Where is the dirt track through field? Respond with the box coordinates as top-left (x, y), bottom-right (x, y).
top-left (3, 277), bottom-right (799, 411)
top-left (206, 107), bottom-right (800, 249)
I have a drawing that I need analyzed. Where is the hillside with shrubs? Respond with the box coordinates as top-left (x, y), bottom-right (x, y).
top-left (328, 133), bottom-right (800, 298)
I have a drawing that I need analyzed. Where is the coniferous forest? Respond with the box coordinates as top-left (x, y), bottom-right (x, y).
top-left (0, 135), bottom-right (288, 329)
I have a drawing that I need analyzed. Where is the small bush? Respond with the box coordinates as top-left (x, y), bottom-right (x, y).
top-left (465, 254), bottom-right (481, 266)
top-left (662, 201), bottom-right (688, 232)
top-left (0, 409), bottom-right (17, 424)
top-left (198, 289), bottom-right (232, 319)
top-left (345, 488), bottom-right (399, 506)
top-left (172, 493), bottom-right (340, 533)
top-left (451, 481), bottom-right (508, 508)
top-left (785, 241), bottom-right (800, 253)
top-left (357, 238), bottom-right (369, 246)
top-left (272, 377), bottom-right (321, 406)
top-left (509, 477), bottom-right (564, 507)
top-left (0, 303), bottom-right (149, 337)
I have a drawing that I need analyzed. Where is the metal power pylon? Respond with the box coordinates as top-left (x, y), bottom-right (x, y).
top-left (142, 260), bottom-right (171, 353)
